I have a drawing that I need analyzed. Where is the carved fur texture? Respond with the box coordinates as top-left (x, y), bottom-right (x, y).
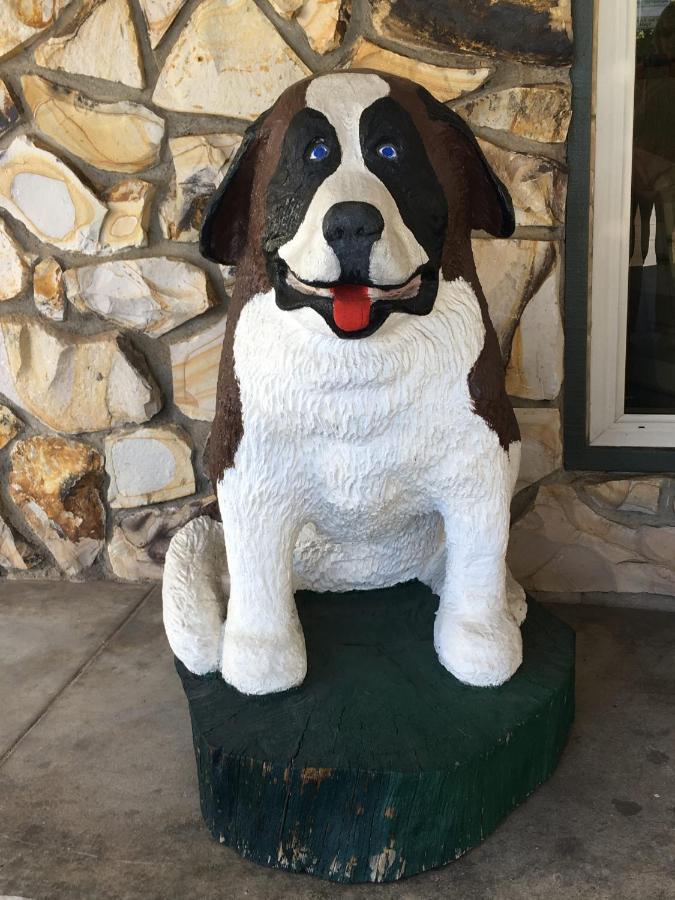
top-left (163, 71), bottom-right (526, 695)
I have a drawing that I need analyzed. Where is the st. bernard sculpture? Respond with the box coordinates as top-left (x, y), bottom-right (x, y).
top-left (163, 70), bottom-right (526, 696)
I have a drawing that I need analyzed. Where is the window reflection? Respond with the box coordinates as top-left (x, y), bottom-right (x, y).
top-left (626, 0), bottom-right (675, 412)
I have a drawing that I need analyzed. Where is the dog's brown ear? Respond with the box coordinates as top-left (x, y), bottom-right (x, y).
top-left (200, 113), bottom-right (268, 264)
top-left (418, 88), bottom-right (515, 238)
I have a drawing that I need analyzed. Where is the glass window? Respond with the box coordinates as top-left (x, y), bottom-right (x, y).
top-left (625, 0), bottom-right (675, 412)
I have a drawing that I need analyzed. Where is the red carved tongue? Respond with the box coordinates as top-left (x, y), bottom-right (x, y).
top-left (331, 285), bottom-right (370, 332)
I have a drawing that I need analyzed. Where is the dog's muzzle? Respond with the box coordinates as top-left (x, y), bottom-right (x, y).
top-left (271, 254), bottom-right (438, 339)
top-left (267, 197), bottom-right (440, 338)
top-left (286, 270), bottom-right (422, 333)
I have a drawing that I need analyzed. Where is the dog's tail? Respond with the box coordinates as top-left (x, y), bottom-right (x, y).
top-left (162, 516), bottom-right (229, 675)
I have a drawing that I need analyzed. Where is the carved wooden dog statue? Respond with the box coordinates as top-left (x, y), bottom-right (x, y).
top-left (163, 71), bottom-right (526, 696)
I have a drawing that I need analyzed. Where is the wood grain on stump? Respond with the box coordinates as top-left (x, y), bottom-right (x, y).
top-left (177, 581), bottom-right (575, 883)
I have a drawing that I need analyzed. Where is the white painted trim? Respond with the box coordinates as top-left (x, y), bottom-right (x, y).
top-left (590, 416), bottom-right (675, 447)
top-left (588, 0), bottom-right (675, 448)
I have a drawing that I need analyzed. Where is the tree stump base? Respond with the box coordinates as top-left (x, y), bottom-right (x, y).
top-left (176, 581), bottom-right (575, 883)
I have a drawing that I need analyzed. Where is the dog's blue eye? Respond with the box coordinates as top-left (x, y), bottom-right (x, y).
top-left (309, 142), bottom-right (330, 161)
top-left (377, 143), bottom-right (398, 160)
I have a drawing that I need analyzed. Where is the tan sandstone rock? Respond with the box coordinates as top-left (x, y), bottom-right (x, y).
top-left (269, 0), bottom-right (349, 50)
top-left (160, 134), bottom-right (241, 242)
top-left (0, 137), bottom-right (107, 254)
top-left (219, 265), bottom-right (236, 289)
top-left (585, 479), bottom-right (662, 515)
top-left (268, 0), bottom-right (304, 13)
top-left (153, 0), bottom-right (310, 119)
top-left (0, 0), bottom-right (73, 60)
top-left (9, 435), bottom-right (105, 575)
top-left (138, 0), bottom-right (187, 48)
top-left (473, 238), bottom-right (557, 357)
top-left (345, 39), bottom-right (491, 102)
top-left (108, 494), bottom-right (217, 579)
top-left (456, 84), bottom-right (571, 143)
top-left (169, 312), bottom-right (227, 420)
top-left (21, 75), bottom-right (164, 174)
top-left (269, 0), bottom-right (350, 54)
top-left (105, 425), bottom-right (195, 508)
top-left (0, 315), bottom-right (162, 433)
top-left (33, 257), bottom-right (66, 320)
top-left (100, 180), bottom-right (154, 253)
top-left (506, 251), bottom-right (563, 401)
top-left (508, 482), bottom-right (675, 595)
top-left (0, 218), bottom-right (33, 302)
top-left (65, 257), bottom-right (213, 336)
top-left (0, 511), bottom-right (41, 570)
top-left (298, 0), bottom-right (350, 53)
top-left (0, 514), bottom-right (26, 569)
top-left (478, 139), bottom-right (567, 227)
top-left (0, 80), bottom-right (19, 136)
top-left (514, 408), bottom-right (562, 492)
top-left (0, 404), bottom-right (22, 448)
top-left (33, 0), bottom-right (145, 89)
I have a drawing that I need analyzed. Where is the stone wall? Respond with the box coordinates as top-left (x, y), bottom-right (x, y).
top-left (0, 0), bottom-right (648, 597)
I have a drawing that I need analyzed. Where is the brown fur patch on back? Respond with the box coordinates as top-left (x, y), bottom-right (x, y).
top-left (385, 75), bottom-right (519, 450)
top-left (206, 81), bottom-right (310, 486)
top-left (466, 277), bottom-right (520, 450)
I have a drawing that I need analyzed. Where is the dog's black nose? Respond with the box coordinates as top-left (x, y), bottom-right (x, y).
top-left (323, 202), bottom-right (385, 245)
top-left (323, 203), bottom-right (384, 281)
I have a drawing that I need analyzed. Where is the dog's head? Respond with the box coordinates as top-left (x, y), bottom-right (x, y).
top-left (201, 71), bottom-right (514, 339)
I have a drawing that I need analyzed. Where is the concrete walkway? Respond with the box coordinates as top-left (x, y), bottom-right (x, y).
top-left (0, 582), bottom-right (673, 900)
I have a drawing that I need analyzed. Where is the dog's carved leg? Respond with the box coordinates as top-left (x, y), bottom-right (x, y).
top-left (434, 490), bottom-right (523, 688)
top-left (217, 480), bottom-right (306, 696)
top-left (163, 516), bottom-right (229, 675)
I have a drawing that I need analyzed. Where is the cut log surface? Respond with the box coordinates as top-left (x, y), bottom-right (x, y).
top-left (177, 581), bottom-right (575, 883)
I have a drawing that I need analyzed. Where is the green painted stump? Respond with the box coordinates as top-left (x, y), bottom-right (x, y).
top-left (176, 581), bottom-right (575, 883)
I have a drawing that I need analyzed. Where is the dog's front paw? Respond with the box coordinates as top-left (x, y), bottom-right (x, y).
top-left (220, 622), bottom-right (307, 695)
top-left (434, 606), bottom-right (522, 687)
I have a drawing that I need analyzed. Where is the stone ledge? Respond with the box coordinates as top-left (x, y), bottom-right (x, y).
top-left (528, 590), bottom-right (675, 613)
top-left (508, 479), bottom-right (675, 596)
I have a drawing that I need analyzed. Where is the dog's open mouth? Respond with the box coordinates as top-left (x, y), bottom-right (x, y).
top-left (286, 271), bottom-right (422, 333)
top-left (271, 257), bottom-right (438, 339)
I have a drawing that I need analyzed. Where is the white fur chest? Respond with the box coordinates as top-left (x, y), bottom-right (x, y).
top-left (226, 278), bottom-right (499, 535)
